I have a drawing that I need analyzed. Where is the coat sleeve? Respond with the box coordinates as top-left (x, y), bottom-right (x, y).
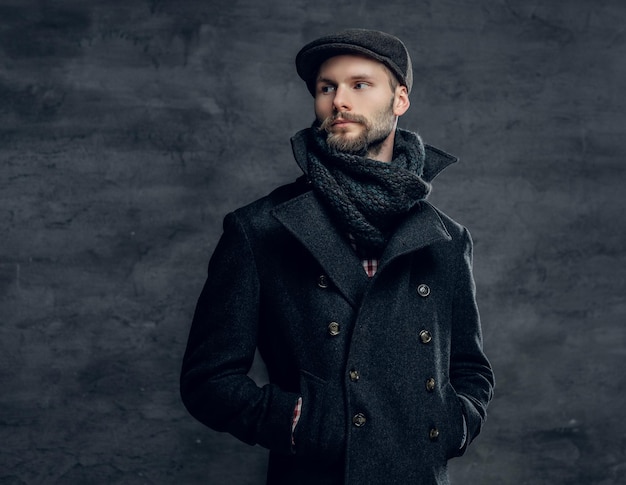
top-left (449, 227), bottom-right (495, 453)
top-left (180, 212), bottom-right (299, 454)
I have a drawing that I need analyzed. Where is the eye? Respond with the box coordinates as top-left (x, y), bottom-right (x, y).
top-left (319, 85), bottom-right (336, 94)
top-left (354, 82), bottom-right (370, 90)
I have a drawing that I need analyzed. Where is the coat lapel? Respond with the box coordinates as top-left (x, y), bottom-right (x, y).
top-left (271, 191), bottom-right (370, 307)
top-left (379, 201), bottom-right (452, 270)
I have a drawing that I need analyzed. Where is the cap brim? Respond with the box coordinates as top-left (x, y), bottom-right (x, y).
top-left (296, 43), bottom-right (404, 95)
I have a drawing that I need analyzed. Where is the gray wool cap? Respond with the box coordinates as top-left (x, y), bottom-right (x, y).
top-left (295, 28), bottom-right (413, 96)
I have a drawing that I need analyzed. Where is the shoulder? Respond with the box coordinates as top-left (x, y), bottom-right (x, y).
top-left (422, 201), bottom-right (472, 243)
top-left (228, 177), bottom-right (310, 229)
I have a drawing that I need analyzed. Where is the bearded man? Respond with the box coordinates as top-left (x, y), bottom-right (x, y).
top-left (180, 29), bottom-right (495, 485)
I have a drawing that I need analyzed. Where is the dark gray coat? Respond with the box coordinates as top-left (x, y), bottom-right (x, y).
top-left (180, 132), bottom-right (495, 484)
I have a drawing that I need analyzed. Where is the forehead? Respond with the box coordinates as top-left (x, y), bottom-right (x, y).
top-left (316, 54), bottom-right (389, 80)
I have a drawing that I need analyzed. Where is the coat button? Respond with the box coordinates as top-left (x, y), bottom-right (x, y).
top-left (426, 377), bottom-right (436, 392)
top-left (349, 370), bottom-right (360, 382)
top-left (419, 330), bottom-right (432, 344)
top-left (317, 274), bottom-right (329, 288)
top-left (328, 322), bottom-right (340, 336)
top-left (417, 284), bottom-right (431, 297)
top-left (429, 427), bottom-right (440, 441)
top-left (352, 413), bottom-right (367, 427)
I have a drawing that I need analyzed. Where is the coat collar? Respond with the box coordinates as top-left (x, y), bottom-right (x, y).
top-left (290, 127), bottom-right (459, 183)
top-left (271, 191), bottom-right (451, 307)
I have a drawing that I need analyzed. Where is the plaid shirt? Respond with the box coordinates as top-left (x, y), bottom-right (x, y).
top-left (348, 234), bottom-right (380, 278)
top-left (291, 397), bottom-right (302, 446)
top-left (361, 257), bottom-right (379, 278)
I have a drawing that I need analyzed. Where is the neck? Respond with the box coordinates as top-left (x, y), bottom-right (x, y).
top-left (366, 120), bottom-right (398, 163)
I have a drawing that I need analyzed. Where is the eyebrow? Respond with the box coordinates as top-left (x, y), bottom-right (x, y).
top-left (316, 74), bottom-right (376, 84)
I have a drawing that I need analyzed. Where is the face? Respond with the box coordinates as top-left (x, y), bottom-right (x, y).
top-left (314, 54), bottom-right (410, 157)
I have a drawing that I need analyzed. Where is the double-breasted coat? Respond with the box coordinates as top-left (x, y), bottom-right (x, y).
top-left (180, 131), bottom-right (495, 484)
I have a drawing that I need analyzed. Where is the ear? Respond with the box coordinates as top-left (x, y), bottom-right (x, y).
top-left (393, 85), bottom-right (410, 116)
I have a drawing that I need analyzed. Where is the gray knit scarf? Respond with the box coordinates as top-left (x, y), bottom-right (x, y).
top-left (306, 124), bottom-right (432, 255)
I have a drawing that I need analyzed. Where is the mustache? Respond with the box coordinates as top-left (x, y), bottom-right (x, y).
top-left (319, 112), bottom-right (369, 132)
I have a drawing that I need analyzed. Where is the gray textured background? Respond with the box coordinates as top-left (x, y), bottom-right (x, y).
top-left (1, 1), bottom-right (625, 484)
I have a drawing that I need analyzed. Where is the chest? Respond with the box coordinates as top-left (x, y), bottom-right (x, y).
top-left (255, 239), bottom-right (456, 380)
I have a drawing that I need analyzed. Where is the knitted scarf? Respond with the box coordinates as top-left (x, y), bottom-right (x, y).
top-left (306, 124), bottom-right (432, 255)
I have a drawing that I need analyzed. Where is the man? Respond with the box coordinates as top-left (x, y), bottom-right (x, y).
top-left (180, 29), bottom-right (494, 485)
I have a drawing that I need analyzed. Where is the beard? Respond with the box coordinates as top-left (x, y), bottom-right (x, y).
top-left (318, 97), bottom-right (396, 156)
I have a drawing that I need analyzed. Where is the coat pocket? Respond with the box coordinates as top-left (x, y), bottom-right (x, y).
top-left (442, 382), bottom-right (465, 459)
top-left (293, 370), bottom-right (346, 463)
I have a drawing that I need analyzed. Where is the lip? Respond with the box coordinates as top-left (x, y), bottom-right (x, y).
top-left (332, 119), bottom-right (356, 126)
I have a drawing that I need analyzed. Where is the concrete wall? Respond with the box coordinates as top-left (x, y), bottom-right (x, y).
top-left (1, 1), bottom-right (624, 483)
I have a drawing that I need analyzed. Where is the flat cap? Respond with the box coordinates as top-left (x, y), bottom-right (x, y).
top-left (296, 28), bottom-right (413, 96)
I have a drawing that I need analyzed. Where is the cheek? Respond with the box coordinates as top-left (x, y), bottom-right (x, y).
top-left (314, 97), bottom-right (332, 120)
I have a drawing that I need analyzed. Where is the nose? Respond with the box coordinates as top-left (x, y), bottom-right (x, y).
top-left (332, 85), bottom-right (351, 112)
